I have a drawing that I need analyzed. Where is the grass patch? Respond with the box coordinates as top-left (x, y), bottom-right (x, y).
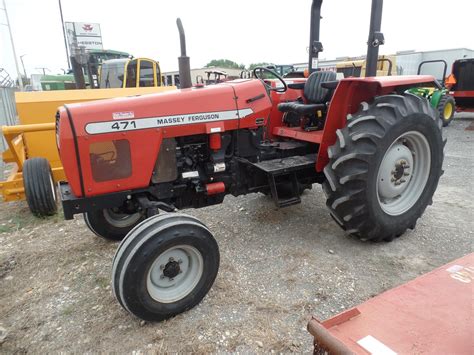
top-left (0, 225), bottom-right (11, 233)
top-left (61, 304), bottom-right (75, 316)
top-left (95, 276), bottom-right (109, 288)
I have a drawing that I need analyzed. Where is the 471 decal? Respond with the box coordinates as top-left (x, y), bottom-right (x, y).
top-left (111, 121), bottom-right (137, 131)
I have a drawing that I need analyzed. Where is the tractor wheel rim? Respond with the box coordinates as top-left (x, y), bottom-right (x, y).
top-left (377, 131), bottom-right (431, 216)
top-left (444, 102), bottom-right (453, 120)
top-left (147, 245), bottom-right (204, 303)
top-left (103, 208), bottom-right (142, 228)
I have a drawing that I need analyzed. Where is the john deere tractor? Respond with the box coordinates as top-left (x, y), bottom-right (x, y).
top-left (408, 59), bottom-right (456, 127)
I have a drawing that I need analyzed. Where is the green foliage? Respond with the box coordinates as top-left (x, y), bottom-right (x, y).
top-left (205, 59), bottom-right (245, 69)
top-left (248, 62), bottom-right (274, 70)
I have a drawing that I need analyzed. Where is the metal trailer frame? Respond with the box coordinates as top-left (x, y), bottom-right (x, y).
top-left (308, 253), bottom-right (473, 354)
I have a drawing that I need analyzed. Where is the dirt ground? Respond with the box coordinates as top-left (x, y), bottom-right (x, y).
top-left (0, 115), bottom-right (473, 353)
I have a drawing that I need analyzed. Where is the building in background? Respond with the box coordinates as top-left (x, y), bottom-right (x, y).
top-left (294, 48), bottom-right (474, 80)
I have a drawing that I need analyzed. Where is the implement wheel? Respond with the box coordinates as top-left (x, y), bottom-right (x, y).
top-left (23, 158), bottom-right (57, 216)
top-left (323, 93), bottom-right (445, 242)
top-left (84, 208), bottom-right (146, 241)
top-left (112, 213), bottom-right (219, 321)
top-left (437, 95), bottom-right (456, 127)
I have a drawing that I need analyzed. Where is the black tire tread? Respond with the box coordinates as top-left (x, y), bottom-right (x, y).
top-left (23, 158), bottom-right (57, 216)
top-left (112, 213), bottom-right (217, 320)
top-left (323, 93), bottom-right (445, 242)
top-left (437, 94), bottom-right (456, 127)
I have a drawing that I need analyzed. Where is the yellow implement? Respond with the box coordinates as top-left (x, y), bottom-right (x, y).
top-left (336, 55), bottom-right (396, 77)
top-left (1, 86), bottom-right (175, 202)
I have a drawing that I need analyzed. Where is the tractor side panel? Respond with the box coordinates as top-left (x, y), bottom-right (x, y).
top-left (231, 80), bottom-right (273, 129)
top-left (62, 81), bottom-right (271, 197)
top-left (71, 87), bottom-right (234, 197)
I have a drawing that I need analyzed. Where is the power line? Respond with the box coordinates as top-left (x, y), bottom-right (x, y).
top-left (0, 0), bottom-right (24, 90)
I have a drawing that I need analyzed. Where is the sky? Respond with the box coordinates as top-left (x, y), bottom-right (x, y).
top-left (1, 0), bottom-right (473, 81)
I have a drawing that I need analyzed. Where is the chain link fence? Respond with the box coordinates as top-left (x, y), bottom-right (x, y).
top-left (0, 87), bottom-right (18, 179)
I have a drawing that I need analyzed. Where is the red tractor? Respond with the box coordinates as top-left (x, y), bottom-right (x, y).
top-left (50, 0), bottom-right (445, 321)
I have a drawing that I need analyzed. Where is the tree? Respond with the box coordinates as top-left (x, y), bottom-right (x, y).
top-left (205, 59), bottom-right (245, 69)
top-left (248, 62), bottom-right (274, 70)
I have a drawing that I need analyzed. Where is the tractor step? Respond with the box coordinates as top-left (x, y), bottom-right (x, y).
top-left (252, 154), bottom-right (316, 174)
top-left (252, 154), bottom-right (316, 208)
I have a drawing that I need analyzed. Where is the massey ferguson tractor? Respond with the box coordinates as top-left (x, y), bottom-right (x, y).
top-left (42, 0), bottom-right (446, 321)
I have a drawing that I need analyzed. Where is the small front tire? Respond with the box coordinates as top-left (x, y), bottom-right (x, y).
top-left (437, 95), bottom-right (456, 127)
top-left (112, 213), bottom-right (219, 321)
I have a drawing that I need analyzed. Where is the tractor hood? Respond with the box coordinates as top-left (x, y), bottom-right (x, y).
top-left (57, 79), bottom-right (272, 198)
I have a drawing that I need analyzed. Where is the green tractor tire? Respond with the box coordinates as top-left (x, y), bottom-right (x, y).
top-left (437, 95), bottom-right (456, 127)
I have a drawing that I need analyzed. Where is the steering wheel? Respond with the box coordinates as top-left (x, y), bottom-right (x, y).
top-left (252, 67), bottom-right (288, 93)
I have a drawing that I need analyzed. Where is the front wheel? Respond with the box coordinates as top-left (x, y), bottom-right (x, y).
top-left (23, 157), bottom-right (58, 216)
top-left (84, 208), bottom-right (146, 241)
top-left (437, 94), bottom-right (456, 127)
top-left (112, 213), bottom-right (219, 321)
top-left (323, 93), bottom-right (445, 242)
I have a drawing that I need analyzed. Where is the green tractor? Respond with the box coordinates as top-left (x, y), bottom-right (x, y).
top-left (408, 59), bottom-right (456, 127)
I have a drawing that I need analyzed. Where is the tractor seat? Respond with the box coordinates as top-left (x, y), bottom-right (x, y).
top-left (278, 71), bottom-right (337, 114)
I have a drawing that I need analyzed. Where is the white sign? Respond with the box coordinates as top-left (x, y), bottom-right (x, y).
top-left (73, 22), bottom-right (101, 37)
top-left (65, 22), bottom-right (103, 51)
top-left (76, 37), bottom-right (103, 50)
top-left (85, 109), bottom-right (254, 135)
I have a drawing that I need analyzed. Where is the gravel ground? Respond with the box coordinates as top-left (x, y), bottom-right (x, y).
top-left (0, 114), bottom-right (473, 353)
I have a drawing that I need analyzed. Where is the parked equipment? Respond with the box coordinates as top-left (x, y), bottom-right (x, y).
top-left (408, 59), bottom-right (456, 126)
top-left (335, 56), bottom-right (394, 78)
top-left (445, 57), bottom-right (474, 113)
top-left (308, 253), bottom-right (473, 354)
top-left (99, 57), bottom-right (162, 89)
top-left (203, 70), bottom-right (228, 85)
top-left (56, 1), bottom-right (444, 321)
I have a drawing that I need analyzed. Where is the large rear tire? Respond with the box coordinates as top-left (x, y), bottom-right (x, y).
top-left (112, 213), bottom-right (219, 321)
top-left (23, 158), bottom-right (58, 216)
top-left (437, 94), bottom-right (456, 127)
top-left (84, 208), bottom-right (146, 241)
top-left (323, 94), bottom-right (445, 242)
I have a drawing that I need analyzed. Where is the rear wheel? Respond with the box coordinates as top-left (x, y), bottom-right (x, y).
top-left (437, 95), bottom-right (455, 127)
top-left (84, 208), bottom-right (145, 241)
top-left (23, 158), bottom-right (57, 216)
top-left (323, 94), bottom-right (445, 242)
top-left (112, 213), bottom-right (219, 321)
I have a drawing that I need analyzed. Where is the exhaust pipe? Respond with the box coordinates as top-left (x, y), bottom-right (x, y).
top-left (176, 18), bottom-right (192, 89)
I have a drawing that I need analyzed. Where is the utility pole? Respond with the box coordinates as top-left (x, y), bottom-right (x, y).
top-left (20, 54), bottom-right (27, 78)
top-left (58, 0), bottom-right (71, 69)
top-left (1, 0), bottom-right (24, 90)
